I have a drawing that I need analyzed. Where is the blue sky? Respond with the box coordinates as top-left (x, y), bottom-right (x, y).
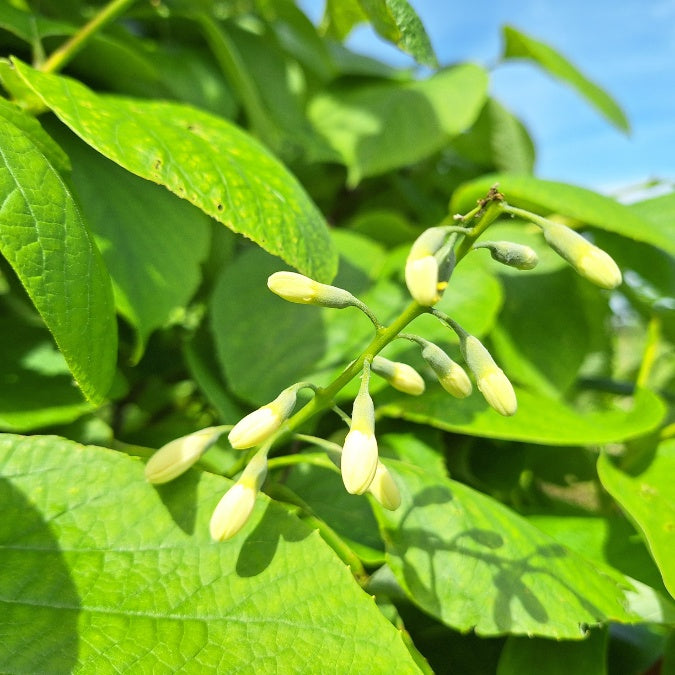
top-left (301, 1), bottom-right (675, 195)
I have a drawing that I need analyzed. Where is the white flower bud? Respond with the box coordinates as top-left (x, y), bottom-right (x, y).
top-left (267, 271), bottom-right (356, 308)
top-left (480, 241), bottom-right (539, 270)
top-left (341, 388), bottom-right (378, 495)
top-left (367, 461), bottom-right (401, 510)
top-left (461, 336), bottom-right (517, 416)
top-left (228, 386), bottom-right (298, 449)
top-left (210, 450), bottom-right (267, 542)
top-left (542, 222), bottom-right (621, 289)
top-left (145, 426), bottom-right (225, 484)
top-left (405, 227), bottom-right (448, 306)
top-left (371, 356), bottom-right (425, 396)
top-left (421, 341), bottom-right (472, 398)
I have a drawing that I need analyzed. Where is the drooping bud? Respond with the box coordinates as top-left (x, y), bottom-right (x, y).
top-left (267, 271), bottom-right (357, 308)
top-left (228, 385), bottom-right (298, 449)
top-left (210, 449), bottom-right (267, 541)
top-left (405, 227), bottom-right (448, 306)
top-left (420, 341), bottom-right (472, 398)
top-left (476, 241), bottom-right (539, 270)
top-left (541, 222), bottom-right (621, 289)
top-left (371, 356), bottom-right (425, 396)
top-left (145, 426), bottom-right (226, 484)
top-left (341, 370), bottom-right (379, 495)
top-left (367, 461), bottom-right (401, 511)
top-left (461, 335), bottom-right (517, 416)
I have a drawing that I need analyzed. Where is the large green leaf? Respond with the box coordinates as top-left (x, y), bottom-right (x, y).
top-left (50, 122), bottom-right (212, 361)
top-left (0, 434), bottom-right (421, 673)
top-left (373, 461), bottom-right (641, 638)
top-left (0, 314), bottom-right (92, 431)
top-left (13, 59), bottom-right (337, 282)
top-left (0, 113), bottom-right (116, 404)
top-left (378, 387), bottom-right (666, 446)
top-left (501, 25), bottom-right (629, 132)
top-left (0, 3), bottom-right (72, 41)
top-left (309, 64), bottom-right (488, 185)
top-left (598, 441), bottom-right (675, 599)
top-left (451, 174), bottom-right (675, 257)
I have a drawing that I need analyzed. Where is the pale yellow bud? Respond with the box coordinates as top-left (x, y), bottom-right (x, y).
top-left (372, 356), bottom-right (425, 396)
top-left (228, 386), bottom-right (297, 449)
top-left (145, 427), bottom-right (224, 484)
top-left (341, 387), bottom-right (378, 494)
top-left (542, 222), bottom-right (621, 289)
top-left (341, 429), bottom-right (379, 495)
top-left (421, 341), bottom-right (472, 398)
top-left (267, 271), bottom-right (356, 308)
top-left (461, 336), bottom-right (517, 416)
top-left (405, 227), bottom-right (448, 306)
top-left (209, 449), bottom-right (267, 542)
top-left (209, 482), bottom-right (257, 541)
top-left (367, 461), bottom-right (401, 510)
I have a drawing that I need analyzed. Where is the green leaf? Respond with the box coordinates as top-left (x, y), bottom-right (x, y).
top-left (50, 123), bottom-right (212, 361)
top-left (0, 115), bottom-right (116, 404)
top-left (0, 434), bottom-right (422, 673)
top-left (309, 64), bottom-right (488, 185)
top-left (0, 314), bottom-right (92, 431)
top-left (630, 191), bottom-right (675, 256)
top-left (0, 98), bottom-right (70, 173)
top-left (359, 0), bottom-right (438, 68)
top-left (452, 174), bottom-right (675, 257)
top-left (13, 59), bottom-right (337, 282)
top-left (378, 387), bottom-right (666, 446)
top-left (451, 98), bottom-right (536, 174)
top-left (0, 3), bottom-right (72, 41)
top-left (322, 0), bottom-right (437, 67)
top-left (501, 25), bottom-right (629, 132)
top-left (598, 441), bottom-right (675, 599)
top-left (497, 629), bottom-right (608, 675)
top-left (373, 461), bottom-right (641, 638)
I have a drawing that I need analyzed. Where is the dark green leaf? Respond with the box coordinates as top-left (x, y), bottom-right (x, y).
top-left (0, 115), bottom-right (116, 404)
top-left (502, 25), bottom-right (629, 132)
top-left (50, 123), bottom-right (212, 361)
top-left (0, 434), bottom-right (422, 673)
top-left (14, 59), bottom-right (337, 282)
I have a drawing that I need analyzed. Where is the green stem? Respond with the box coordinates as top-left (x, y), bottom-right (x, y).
top-left (40, 0), bottom-right (137, 74)
top-left (455, 200), bottom-right (504, 262)
top-left (501, 203), bottom-right (552, 230)
top-left (636, 315), bottom-right (661, 389)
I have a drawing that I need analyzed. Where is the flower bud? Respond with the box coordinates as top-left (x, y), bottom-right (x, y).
top-left (267, 271), bottom-right (356, 308)
top-left (371, 356), bottom-right (425, 396)
top-left (479, 241), bottom-right (538, 270)
top-left (228, 386), bottom-right (298, 449)
top-left (461, 336), bottom-right (517, 416)
top-left (405, 227), bottom-right (448, 306)
top-left (421, 341), bottom-right (472, 398)
top-left (341, 388), bottom-right (378, 495)
top-left (541, 222), bottom-right (621, 289)
top-left (367, 461), bottom-right (401, 510)
top-left (210, 450), bottom-right (267, 541)
top-left (145, 426), bottom-right (225, 484)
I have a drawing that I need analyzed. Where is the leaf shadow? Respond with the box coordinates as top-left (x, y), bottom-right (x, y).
top-left (390, 481), bottom-right (608, 634)
top-left (235, 501), bottom-right (312, 578)
top-left (152, 469), bottom-right (200, 535)
top-left (0, 477), bottom-right (80, 672)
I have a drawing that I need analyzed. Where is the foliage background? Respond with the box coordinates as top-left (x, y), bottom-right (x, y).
top-left (0, 0), bottom-right (673, 673)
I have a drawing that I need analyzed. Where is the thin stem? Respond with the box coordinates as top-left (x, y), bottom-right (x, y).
top-left (455, 200), bottom-right (505, 262)
top-left (349, 297), bottom-right (383, 329)
top-left (40, 0), bottom-right (137, 74)
top-left (267, 452), bottom-right (337, 472)
top-left (501, 203), bottom-right (552, 230)
top-left (430, 309), bottom-right (468, 340)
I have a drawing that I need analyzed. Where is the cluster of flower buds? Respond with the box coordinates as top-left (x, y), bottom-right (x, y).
top-left (143, 193), bottom-right (623, 544)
